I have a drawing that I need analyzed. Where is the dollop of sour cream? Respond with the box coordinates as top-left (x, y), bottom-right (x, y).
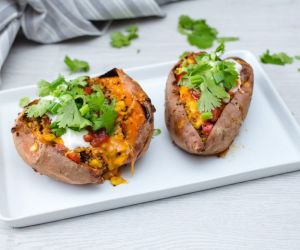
top-left (46, 108), bottom-right (90, 150)
top-left (61, 129), bottom-right (90, 150)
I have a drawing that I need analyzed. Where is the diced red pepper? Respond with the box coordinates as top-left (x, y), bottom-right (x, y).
top-left (90, 130), bottom-right (109, 147)
top-left (66, 152), bottom-right (81, 164)
top-left (84, 87), bottom-right (93, 95)
top-left (190, 89), bottom-right (200, 100)
top-left (202, 122), bottom-right (214, 136)
top-left (212, 108), bottom-right (222, 122)
top-left (83, 134), bottom-right (93, 142)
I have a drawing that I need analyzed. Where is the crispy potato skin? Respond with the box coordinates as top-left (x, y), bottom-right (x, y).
top-left (12, 69), bottom-right (155, 184)
top-left (165, 57), bottom-right (254, 155)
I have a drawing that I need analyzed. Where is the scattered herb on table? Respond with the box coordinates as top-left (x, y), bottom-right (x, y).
top-left (111, 25), bottom-right (139, 48)
top-left (64, 56), bottom-right (90, 73)
top-left (260, 50), bottom-right (293, 65)
top-left (178, 15), bottom-right (239, 49)
top-left (217, 37), bottom-right (239, 43)
top-left (153, 128), bottom-right (161, 137)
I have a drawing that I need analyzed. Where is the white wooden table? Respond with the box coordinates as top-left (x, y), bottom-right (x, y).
top-left (1, 0), bottom-right (300, 249)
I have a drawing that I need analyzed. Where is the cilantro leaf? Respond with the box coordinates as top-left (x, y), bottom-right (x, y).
top-left (217, 37), bottom-right (239, 43)
top-left (198, 82), bottom-right (221, 112)
top-left (92, 101), bottom-right (118, 135)
top-left (56, 99), bottom-right (92, 129)
top-left (111, 25), bottom-right (138, 48)
top-left (19, 97), bottom-right (30, 108)
top-left (178, 16), bottom-right (239, 49)
top-left (87, 92), bottom-right (105, 112)
top-left (64, 56), bottom-right (90, 73)
top-left (50, 122), bottom-right (66, 137)
top-left (69, 76), bottom-right (88, 87)
top-left (295, 55), bottom-right (300, 60)
top-left (152, 128), bottom-right (161, 137)
top-left (26, 99), bottom-right (52, 118)
top-left (38, 75), bottom-right (66, 97)
top-left (260, 50), bottom-right (293, 65)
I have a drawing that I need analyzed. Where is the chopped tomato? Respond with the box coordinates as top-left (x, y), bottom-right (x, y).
top-left (90, 130), bottom-right (109, 147)
top-left (83, 134), bottom-right (93, 142)
top-left (66, 152), bottom-right (81, 164)
top-left (84, 86), bottom-right (93, 95)
top-left (202, 122), bottom-right (213, 136)
top-left (190, 89), bottom-right (200, 100)
top-left (212, 108), bottom-right (222, 122)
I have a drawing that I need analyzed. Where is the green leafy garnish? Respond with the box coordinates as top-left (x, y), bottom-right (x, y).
top-left (91, 101), bottom-right (117, 134)
top-left (111, 25), bottom-right (138, 48)
top-left (55, 100), bottom-right (92, 129)
top-left (152, 128), bottom-right (161, 137)
top-left (19, 97), bottom-right (30, 108)
top-left (260, 50), bottom-right (293, 65)
top-left (178, 15), bottom-right (238, 49)
top-left (298, 68), bottom-right (300, 72)
top-left (26, 99), bottom-right (52, 118)
top-left (179, 43), bottom-right (238, 112)
top-left (295, 55), bottom-right (300, 60)
top-left (217, 37), bottom-right (239, 43)
top-left (201, 112), bottom-right (213, 121)
top-left (21, 75), bottom-right (118, 136)
top-left (64, 56), bottom-right (90, 73)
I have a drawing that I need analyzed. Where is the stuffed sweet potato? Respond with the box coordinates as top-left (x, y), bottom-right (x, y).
top-left (12, 69), bottom-right (155, 185)
top-left (165, 44), bottom-right (254, 155)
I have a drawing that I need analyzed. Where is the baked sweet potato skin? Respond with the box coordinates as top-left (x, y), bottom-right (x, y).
top-left (12, 69), bottom-right (155, 184)
top-left (165, 57), bottom-right (254, 155)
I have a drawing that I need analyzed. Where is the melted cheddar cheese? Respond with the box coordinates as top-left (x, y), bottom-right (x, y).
top-left (179, 86), bottom-right (203, 129)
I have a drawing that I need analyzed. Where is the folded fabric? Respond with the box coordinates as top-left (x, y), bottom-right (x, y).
top-left (0, 0), bottom-right (179, 72)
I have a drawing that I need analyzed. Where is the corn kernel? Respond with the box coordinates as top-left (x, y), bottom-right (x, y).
top-left (114, 101), bottom-right (126, 112)
top-left (89, 158), bottom-right (102, 168)
top-left (43, 134), bottom-right (56, 142)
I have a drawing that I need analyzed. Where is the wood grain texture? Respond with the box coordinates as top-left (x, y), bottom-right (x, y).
top-left (1, 0), bottom-right (300, 249)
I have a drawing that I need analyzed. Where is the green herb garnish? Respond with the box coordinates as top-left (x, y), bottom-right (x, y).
top-left (295, 55), bottom-right (300, 60)
top-left (217, 37), bottom-right (239, 43)
top-left (178, 15), bottom-right (239, 49)
top-left (19, 97), bottom-right (30, 108)
top-left (201, 112), bottom-right (213, 121)
top-left (153, 128), bottom-right (161, 137)
top-left (64, 56), bottom-right (90, 73)
top-left (179, 43), bottom-right (238, 113)
top-left (111, 25), bottom-right (138, 48)
top-left (21, 75), bottom-right (118, 136)
top-left (260, 50), bottom-right (293, 65)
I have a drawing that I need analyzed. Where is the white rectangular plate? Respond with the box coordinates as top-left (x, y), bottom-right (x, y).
top-left (1, 50), bottom-right (300, 227)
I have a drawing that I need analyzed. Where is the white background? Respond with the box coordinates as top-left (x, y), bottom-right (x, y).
top-left (1, 0), bottom-right (300, 249)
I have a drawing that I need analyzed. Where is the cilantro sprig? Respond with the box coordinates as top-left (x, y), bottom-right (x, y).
top-left (111, 25), bottom-right (138, 48)
top-left (178, 43), bottom-right (239, 113)
top-left (178, 15), bottom-right (239, 49)
top-left (22, 75), bottom-right (118, 136)
top-left (260, 50), bottom-right (293, 65)
top-left (64, 56), bottom-right (90, 73)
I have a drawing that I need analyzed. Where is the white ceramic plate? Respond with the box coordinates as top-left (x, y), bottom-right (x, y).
top-left (1, 50), bottom-right (300, 227)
